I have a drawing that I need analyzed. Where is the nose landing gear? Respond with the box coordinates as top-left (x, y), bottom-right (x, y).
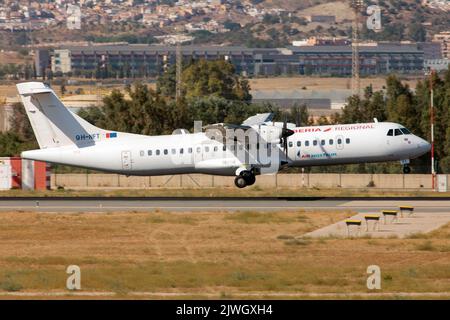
top-left (400, 159), bottom-right (411, 174)
top-left (234, 170), bottom-right (256, 188)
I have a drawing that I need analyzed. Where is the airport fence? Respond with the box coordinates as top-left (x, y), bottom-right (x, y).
top-left (50, 173), bottom-right (447, 191)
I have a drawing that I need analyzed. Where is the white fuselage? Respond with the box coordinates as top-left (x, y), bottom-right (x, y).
top-left (22, 122), bottom-right (431, 177)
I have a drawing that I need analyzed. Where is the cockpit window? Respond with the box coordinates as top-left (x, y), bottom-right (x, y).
top-left (400, 128), bottom-right (411, 135)
top-left (394, 129), bottom-right (403, 136)
top-left (387, 129), bottom-right (393, 136)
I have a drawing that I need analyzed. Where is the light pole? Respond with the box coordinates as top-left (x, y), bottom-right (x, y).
top-left (429, 69), bottom-right (436, 191)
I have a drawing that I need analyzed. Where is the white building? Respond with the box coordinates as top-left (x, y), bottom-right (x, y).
top-left (66, 4), bottom-right (81, 30)
top-left (51, 49), bottom-right (72, 74)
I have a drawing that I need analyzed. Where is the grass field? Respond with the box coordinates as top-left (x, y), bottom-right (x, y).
top-left (1, 76), bottom-right (418, 99)
top-left (249, 77), bottom-right (419, 92)
top-left (0, 209), bottom-right (449, 299)
top-left (1, 187), bottom-right (450, 198)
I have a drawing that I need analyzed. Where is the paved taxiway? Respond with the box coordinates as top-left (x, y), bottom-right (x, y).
top-left (0, 197), bottom-right (449, 213)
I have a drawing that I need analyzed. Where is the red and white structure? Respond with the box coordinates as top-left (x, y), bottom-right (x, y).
top-left (0, 157), bottom-right (50, 190)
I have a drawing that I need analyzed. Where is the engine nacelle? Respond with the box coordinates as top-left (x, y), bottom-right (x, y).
top-left (269, 122), bottom-right (297, 130)
top-left (255, 125), bottom-right (284, 144)
top-left (254, 123), bottom-right (296, 144)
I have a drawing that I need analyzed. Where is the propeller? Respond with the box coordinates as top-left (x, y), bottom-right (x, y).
top-left (281, 115), bottom-right (295, 159)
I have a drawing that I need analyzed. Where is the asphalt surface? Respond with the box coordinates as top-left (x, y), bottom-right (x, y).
top-left (0, 197), bottom-right (449, 213)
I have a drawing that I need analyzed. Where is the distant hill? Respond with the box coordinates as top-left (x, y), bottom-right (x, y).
top-left (239, 0), bottom-right (450, 46)
top-left (258, 0), bottom-right (332, 11)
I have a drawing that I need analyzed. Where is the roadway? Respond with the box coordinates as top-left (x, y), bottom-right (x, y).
top-left (1, 197), bottom-right (450, 213)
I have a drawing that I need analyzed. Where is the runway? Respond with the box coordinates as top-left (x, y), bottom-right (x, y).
top-left (1, 197), bottom-right (450, 213)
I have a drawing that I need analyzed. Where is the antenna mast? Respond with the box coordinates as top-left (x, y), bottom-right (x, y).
top-left (350, 0), bottom-right (364, 96)
top-left (176, 41), bottom-right (182, 102)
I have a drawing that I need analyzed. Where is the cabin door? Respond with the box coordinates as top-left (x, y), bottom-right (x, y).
top-left (121, 151), bottom-right (132, 170)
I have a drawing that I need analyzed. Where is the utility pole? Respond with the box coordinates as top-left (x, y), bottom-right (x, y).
top-left (175, 41), bottom-right (182, 102)
top-left (0, 99), bottom-right (4, 133)
top-left (350, 0), bottom-right (364, 97)
top-left (429, 69), bottom-right (436, 191)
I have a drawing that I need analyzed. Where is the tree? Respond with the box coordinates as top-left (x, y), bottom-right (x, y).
top-left (385, 75), bottom-right (420, 133)
top-left (0, 102), bottom-right (38, 156)
top-left (409, 23), bottom-right (426, 42)
top-left (77, 107), bottom-right (105, 127)
top-left (99, 89), bottom-right (133, 132)
top-left (182, 59), bottom-right (251, 102)
top-left (340, 95), bottom-right (364, 124)
top-left (289, 104), bottom-right (310, 126)
top-left (363, 91), bottom-right (387, 122)
top-left (60, 82), bottom-right (67, 96)
top-left (156, 64), bottom-right (176, 98)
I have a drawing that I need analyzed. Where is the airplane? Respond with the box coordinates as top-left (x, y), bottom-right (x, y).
top-left (17, 82), bottom-right (431, 188)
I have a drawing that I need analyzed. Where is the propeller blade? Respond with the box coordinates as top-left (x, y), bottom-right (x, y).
top-left (281, 114), bottom-right (295, 138)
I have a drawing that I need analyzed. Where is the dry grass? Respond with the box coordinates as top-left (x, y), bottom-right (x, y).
top-left (1, 77), bottom-right (418, 101)
top-left (2, 187), bottom-right (450, 198)
top-left (298, 1), bottom-right (354, 21)
top-left (249, 77), bottom-right (419, 92)
top-left (0, 209), bottom-right (449, 298)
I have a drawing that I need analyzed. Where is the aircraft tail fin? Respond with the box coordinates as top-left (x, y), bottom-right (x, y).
top-left (17, 82), bottom-right (107, 149)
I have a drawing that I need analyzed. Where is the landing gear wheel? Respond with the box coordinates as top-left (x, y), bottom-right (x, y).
top-left (241, 170), bottom-right (256, 186)
top-left (403, 165), bottom-right (411, 174)
top-left (245, 175), bottom-right (256, 186)
top-left (234, 176), bottom-right (247, 188)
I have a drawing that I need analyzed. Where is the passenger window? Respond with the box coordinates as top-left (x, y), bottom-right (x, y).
top-left (205, 146), bottom-right (210, 152)
top-left (289, 141), bottom-right (293, 147)
top-left (164, 149), bottom-right (168, 155)
top-left (313, 140), bottom-right (318, 146)
top-left (400, 128), bottom-right (411, 135)
top-left (395, 129), bottom-right (403, 136)
top-left (171, 148), bottom-right (176, 155)
top-left (140, 151), bottom-right (144, 157)
top-left (337, 139), bottom-right (342, 144)
top-left (329, 139), bottom-right (333, 145)
top-left (180, 148), bottom-right (184, 154)
top-left (346, 138), bottom-right (350, 144)
top-left (214, 146), bottom-right (218, 152)
top-left (222, 145), bottom-right (226, 151)
top-left (188, 148), bottom-right (193, 154)
top-left (321, 140), bottom-right (325, 146)
top-left (156, 150), bottom-right (160, 155)
top-left (305, 141), bottom-right (310, 147)
top-left (387, 129), bottom-right (393, 136)
top-left (196, 147), bottom-right (201, 153)
top-left (297, 141), bottom-right (301, 147)
top-left (148, 150), bottom-right (152, 156)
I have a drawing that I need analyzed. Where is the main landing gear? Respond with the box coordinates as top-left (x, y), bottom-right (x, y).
top-left (234, 170), bottom-right (256, 188)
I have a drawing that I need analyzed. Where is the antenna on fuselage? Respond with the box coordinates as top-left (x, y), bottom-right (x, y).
top-left (373, 118), bottom-right (379, 123)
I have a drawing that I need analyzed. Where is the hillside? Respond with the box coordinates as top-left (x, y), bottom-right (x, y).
top-left (1, 0), bottom-right (449, 51)
top-left (245, 0), bottom-right (450, 45)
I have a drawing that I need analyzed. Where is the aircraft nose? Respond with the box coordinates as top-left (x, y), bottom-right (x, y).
top-left (418, 138), bottom-right (431, 153)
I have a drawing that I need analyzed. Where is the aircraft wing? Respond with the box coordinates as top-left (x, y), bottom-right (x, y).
top-left (242, 113), bottom-right (274, 126)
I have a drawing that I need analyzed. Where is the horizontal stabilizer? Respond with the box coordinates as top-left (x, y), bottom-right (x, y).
top-left (16, 82), bottom-right (53, 95)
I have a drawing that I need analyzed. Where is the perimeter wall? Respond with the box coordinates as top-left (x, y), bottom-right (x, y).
top-left (50, 173), bottom-right (446, 190)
